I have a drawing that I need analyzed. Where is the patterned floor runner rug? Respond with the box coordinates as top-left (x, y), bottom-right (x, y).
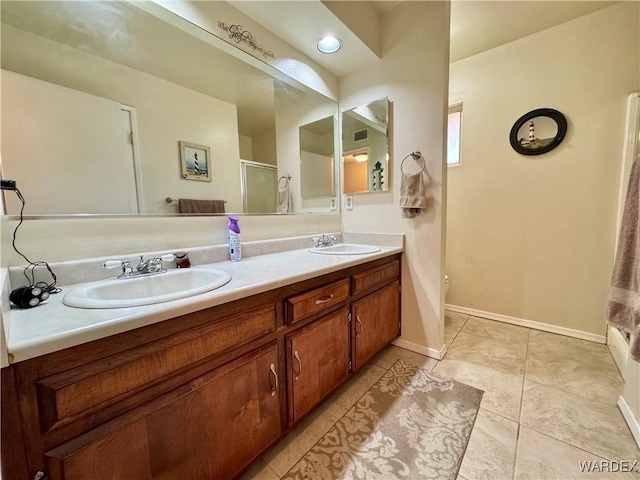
top-left (283, 360), bottom-right (483, 480)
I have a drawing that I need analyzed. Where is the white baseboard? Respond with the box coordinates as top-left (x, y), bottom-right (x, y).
top-left (392, 338), bottom-right (446, 360)
top-left (445, 304), bottom-right (607, 344)
top-left (618, 395), bottom-right (640, 450)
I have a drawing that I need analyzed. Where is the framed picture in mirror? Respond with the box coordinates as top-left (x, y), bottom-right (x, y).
top-left (179, 141), bottom-right (212, 182)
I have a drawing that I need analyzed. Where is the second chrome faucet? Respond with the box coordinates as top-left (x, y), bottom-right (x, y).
top-left (102, 253), bottom-right (176, 279)
top-left (312, 234), bottom-right (338, 248)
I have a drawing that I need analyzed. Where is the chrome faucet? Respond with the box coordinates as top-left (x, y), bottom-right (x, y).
top-left (102, 253), bottom-right (175, 279)
top-left (136, 255), bottom-right (165, 275)
top-left (312, 234), bottom-right (338, 248)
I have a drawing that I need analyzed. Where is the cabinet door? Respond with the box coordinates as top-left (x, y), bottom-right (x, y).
top-left (45, 345), bottom-right (281, 480)
top-left (352, 282), bottom-right (400, 370)
top-left (288, 308), bottom-right (350, 423)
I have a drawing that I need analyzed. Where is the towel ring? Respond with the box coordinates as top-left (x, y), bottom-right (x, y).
top-left (400, 151), bottom-right (426, 174)
top-left (278, 174), bottom-right (291, 188)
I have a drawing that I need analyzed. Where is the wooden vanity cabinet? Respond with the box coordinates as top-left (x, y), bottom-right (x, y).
top-left (2, 254), bottom-right (402, 480)
top-left (3, 294), bottom-right (283, 480)
top-left (44, 344), bottom-right (281, 480)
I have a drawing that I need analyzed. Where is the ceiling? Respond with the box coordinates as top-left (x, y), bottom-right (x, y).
top-left (232, 1), bottom-right (381, 78)
top-left (449, 1), bottom-right (618, 63)
top-left (236, 0), bottom-right (619, 77)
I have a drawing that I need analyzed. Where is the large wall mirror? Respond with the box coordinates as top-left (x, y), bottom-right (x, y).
top-left (0, 1), bottom-right (339, 216)
top-left (300, 116), bottom-right (336, 200)
top-left (342, 98), bottom-right (389, 194)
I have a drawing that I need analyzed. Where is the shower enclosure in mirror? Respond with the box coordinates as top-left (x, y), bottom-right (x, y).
top-left (0, 1), bottom-right (339, 216)
top-left (240, 161), bottom-right (277, 214)
top-left (342, 98), bottom-right (390, 194)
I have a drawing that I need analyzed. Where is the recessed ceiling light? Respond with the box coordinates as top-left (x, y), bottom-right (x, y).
top-left (317, 36), bottom-right (342, 54)
top-left (354, 153), bottom-right (368, 163)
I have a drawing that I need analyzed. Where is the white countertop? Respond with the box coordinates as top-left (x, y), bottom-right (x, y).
top-left (5, 245), bottom-right (402, 364)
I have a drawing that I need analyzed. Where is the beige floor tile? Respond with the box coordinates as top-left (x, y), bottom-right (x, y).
top-left (445, 328), bottom-right (460, 348)
top-left (445, 331), bottom-right (528, 376)
top-left (462, 316), bottom-right (530, 347)
top-left (434, 359), bottom-right (523, 422)
top-left (446, 310), bottom-right (469, 329)
top-left (445, 311), bottom-right (469, 346)
top-left (370, 344), bottom-right (438, 370)
top-left (262, 430), bottom-right (317, 477)
top-left (459, 408), bottom-right (518, 480)
top-left (295, 400), bottom-right (347, 443)
top-left (515, 426), bottom-right (640, 479)
top-left (329, 362), bottom-right (387, 410)
top-left (520, 380), bottom-right (640, 462)
top-left (528, 330), bottom-right (618, 370)
top-left (525, 354), bottom-right (623, 406)
top-left (241, 460), bottom-right (281, 480)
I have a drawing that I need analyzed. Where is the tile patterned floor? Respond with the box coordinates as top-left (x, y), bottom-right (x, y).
top-left (244, 312), bottom-right (640, 479)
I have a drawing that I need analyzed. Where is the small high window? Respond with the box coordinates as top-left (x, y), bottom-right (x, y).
top-left (447, 104), bottom-right (463, 166)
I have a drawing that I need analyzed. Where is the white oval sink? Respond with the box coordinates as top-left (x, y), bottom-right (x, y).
top-left (308, 243), bottom-right (381, 255)
top-left (63, 268), bottom-right (232, 309)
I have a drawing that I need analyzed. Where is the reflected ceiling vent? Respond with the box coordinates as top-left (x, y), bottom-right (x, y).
top-left (353, 129), bottom-right (368, 142)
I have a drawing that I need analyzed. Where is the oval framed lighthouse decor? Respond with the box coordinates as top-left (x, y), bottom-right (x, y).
top-left (509, 108), bottom-right (567, 156)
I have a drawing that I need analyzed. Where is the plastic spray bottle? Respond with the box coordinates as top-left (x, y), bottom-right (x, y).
top-left (228, 216), bottom-right (242, 262)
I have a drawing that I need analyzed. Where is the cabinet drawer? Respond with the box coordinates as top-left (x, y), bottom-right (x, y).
top-left (352, 260), bottom-right (399, 294)
top-left (36, 303), bottom-right (276, 431)
top-left (286, 279), bottom-right (349, 324)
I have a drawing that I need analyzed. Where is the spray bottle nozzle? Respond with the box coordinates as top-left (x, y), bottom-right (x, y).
top-left (228, 216), bottom-right (240, 234)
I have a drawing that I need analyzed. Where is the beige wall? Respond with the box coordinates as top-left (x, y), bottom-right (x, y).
top-left (341, 1), bottom-right (451, 355)
top-left (344, 162), bottom-right (368, 193)
top-left (252, 130), bottom-right (277, 166)
top-left (239, 135), bottom-right (253, 160)
top-left (447, 2), bottom-right (640, 336)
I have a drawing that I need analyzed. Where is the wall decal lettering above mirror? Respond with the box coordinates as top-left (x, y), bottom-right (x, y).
top-left (509, 108), bottom-right (568, 156)
top-left (217, 21), bottom-right (275, 59)
top-left (342, 98), bottom-right (390, 194)
top-left (0, 1), bottom-right (338, 217)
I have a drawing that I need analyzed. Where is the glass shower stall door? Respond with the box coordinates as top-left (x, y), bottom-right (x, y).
top-left (240, 160), bottom-right (278, 214)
